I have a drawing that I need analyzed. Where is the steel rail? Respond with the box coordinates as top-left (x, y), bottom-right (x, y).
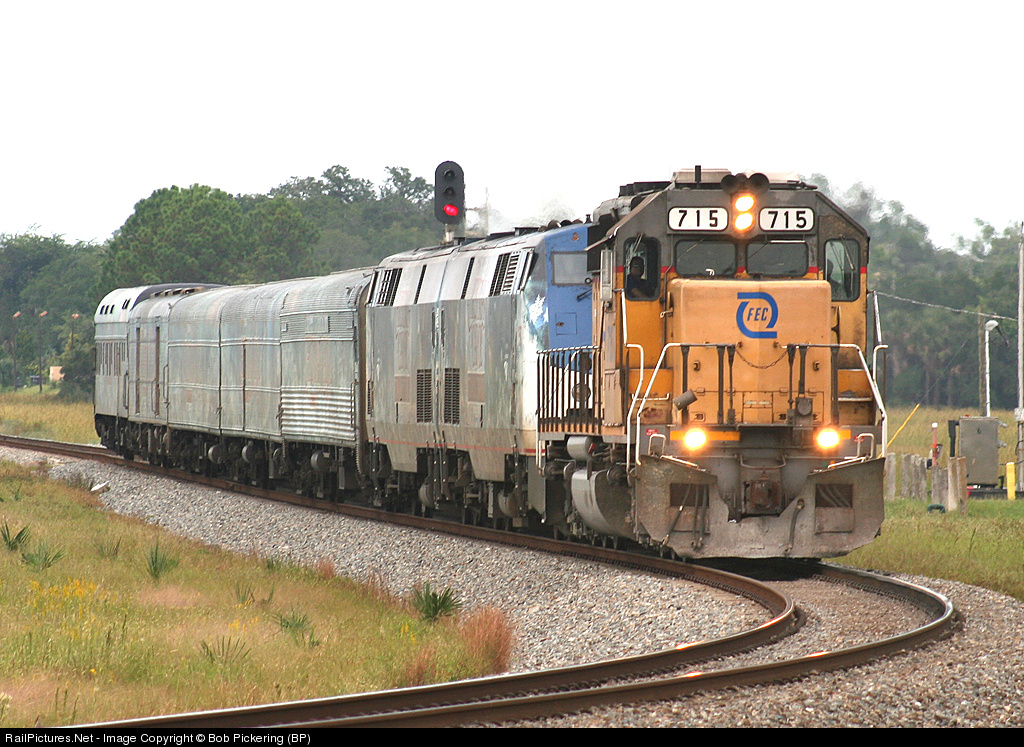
top-left (296, 566), bottom-right (954, 728)
top-left (0, 437), bottom-right (955, 728)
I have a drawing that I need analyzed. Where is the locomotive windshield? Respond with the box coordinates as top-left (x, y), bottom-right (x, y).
top-left (746, 240), bottom-right (808, 277)
top-left (674, 239), bottom-right (736, 277)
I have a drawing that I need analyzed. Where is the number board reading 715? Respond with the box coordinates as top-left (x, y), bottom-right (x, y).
top-left (759, 207), bottom-right (814, 231)
top-left (667, 207), bottom-right (729, 231)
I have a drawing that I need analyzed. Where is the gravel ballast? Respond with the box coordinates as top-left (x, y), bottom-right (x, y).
top-left (4, 447), bottom-right (1023, 726)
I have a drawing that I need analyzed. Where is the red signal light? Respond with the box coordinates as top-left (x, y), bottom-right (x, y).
top-left (434, 161), bottom-right (464, 225)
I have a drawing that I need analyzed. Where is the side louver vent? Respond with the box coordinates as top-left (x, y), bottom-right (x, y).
top-left (443, 368), bottom-right (460, 424)
top-left (375, 268), bottom-right (402, 306)
top-left (416, 369), bottom-right (432, 423)
top-left (489, 252), bottom-right (521, 296)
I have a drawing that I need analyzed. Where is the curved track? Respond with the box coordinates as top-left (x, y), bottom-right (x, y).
top-left (0, 436), bottom-right (956, 728)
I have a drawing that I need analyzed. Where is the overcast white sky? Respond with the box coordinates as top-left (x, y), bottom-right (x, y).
top-left (1, 1), bottom-right (1021, 250)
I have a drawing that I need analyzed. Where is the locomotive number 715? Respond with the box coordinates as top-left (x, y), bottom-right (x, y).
top-left (759, 208), bottom-right (814, 231)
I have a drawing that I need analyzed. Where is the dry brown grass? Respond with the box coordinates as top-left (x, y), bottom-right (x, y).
top-left (315, 558), bottom-right (336, 579)
top-left (400, 644), bottom-right (439, 688)
top-left (361, 571), bottom-right (408, 610)
top-left (459, 607), bottom-right (516, 674)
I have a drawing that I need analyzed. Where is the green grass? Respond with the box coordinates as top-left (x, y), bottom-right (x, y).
top-left (0, 388), bottom-right (97, 444)
top-left (842, 498), bottom-right (1024, 601)
top-left (0, 460), bottom-right (515, 727)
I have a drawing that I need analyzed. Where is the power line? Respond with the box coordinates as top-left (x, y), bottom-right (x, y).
top-left (874, 291), bottom-right (1016, 323)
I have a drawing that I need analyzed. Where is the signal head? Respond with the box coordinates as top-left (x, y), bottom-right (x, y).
top-left (434, 161), bottom-right (465, 225)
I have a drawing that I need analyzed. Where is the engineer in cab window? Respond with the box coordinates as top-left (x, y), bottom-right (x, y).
top-left (625, 257), bottom-right (658, 300)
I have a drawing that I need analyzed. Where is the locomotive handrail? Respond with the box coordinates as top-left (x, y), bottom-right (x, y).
top-left (621, 288), bottom-right (646, 467)
top-left (800, 343), bottom-right (887, 456)
top-left (536, 345), bottom-right (602, 436)
top-left (633, 342), bottom-right (708, 468)
top-left (631, 341), bottom-right (888, 466)
top-left (872, 344), bottom-right (889, 449)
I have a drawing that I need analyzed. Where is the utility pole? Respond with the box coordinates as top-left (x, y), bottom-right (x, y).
top-left (1016, 222), bottom-right (1024, 493)
top-left (37, 310), bottom-right (48, 393)
top-left (11, 311), bottom-right (20, 390)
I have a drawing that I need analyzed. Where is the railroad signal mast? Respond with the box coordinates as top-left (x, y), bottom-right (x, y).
top-left (434, 161), bottom-right (465, 244)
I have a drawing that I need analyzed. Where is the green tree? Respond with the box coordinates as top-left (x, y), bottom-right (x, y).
top-left (101, 185), bottom-right (320, 291)
top-left (813, 175), bottom-right (1024, 409)
top-left (322, 165), bottom-right (375, 203)
top-left (102, 185), bottom-right (249, 287)
top-left (57, 324), bottom-right (95, 401)
top-left (0, 235), bottom-right (101, 387)
top-left (267, 165), bottom-right (441, 271)
top-left (239, 197), bottom-right (321, 283)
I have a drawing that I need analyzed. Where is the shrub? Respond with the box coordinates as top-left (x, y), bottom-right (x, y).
top-left (1, 520), bottom-right (30, 551)
top-left (412, 582), bottom-right (462, 622)
top-left (21, 542), bottom-right (65, 571)
top-left (145, 543), bottom-right (179, 581)
top-left (271, 608), bottom-right (319, 648)
top-left (199, 637), bottom-right (251, 667)
top-left (94, 537), bottom-right (121, 559)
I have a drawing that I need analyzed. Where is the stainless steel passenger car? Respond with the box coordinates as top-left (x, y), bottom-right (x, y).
top-left (95, 271), bottom-right (373, 492)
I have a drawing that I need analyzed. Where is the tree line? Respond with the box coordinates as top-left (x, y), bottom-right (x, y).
top-left (0, 166), bottom-right (1020, 410)
top-left (812, 176), bottom-right (1021, 410)
top-left (1, 166), bottom-right (439, 398)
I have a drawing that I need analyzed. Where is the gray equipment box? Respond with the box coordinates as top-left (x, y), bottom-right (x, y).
top-left (957, 417), bottom-right (1000, 487)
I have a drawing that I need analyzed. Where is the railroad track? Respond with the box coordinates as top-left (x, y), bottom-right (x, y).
top-left (0, 435), bottom-right (957, 728)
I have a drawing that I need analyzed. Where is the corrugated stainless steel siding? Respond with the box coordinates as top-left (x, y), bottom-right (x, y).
top-left (280, 385), bottom-right (357, 444)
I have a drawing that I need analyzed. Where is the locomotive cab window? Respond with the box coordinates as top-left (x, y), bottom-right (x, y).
top-left (623, 237), bottom-right (660, 300)
top-left (824, 238), bottom-right (860, 301)
top-left (551, 252), bottom-right (589, 286)
top-left (746, 241), bottom-right (809, 278)
top-left (674, 239), bottom-right (736, 278)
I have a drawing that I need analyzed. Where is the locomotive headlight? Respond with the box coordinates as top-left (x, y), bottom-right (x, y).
top-left (733, 193), bottom-right (755, 232)
top-left (683, 428), bottom-right (708, 450)
top-left (816, 428), bottom-right (841, 450)
top-left (734, 212), bottom-right (755, 231)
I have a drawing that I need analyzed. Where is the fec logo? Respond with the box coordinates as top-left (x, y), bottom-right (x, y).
top-left (736, 292), bottom-right (778, 339)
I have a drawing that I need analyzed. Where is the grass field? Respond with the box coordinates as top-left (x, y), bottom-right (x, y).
top-left (841, 498), bottom-right (1024, 601)
top-left (0, 461), bottom-right (513, 727)
top-left (0, 388), bottom-right (97, 445)
top-left (1, 394), bottom-right (1021, 723)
